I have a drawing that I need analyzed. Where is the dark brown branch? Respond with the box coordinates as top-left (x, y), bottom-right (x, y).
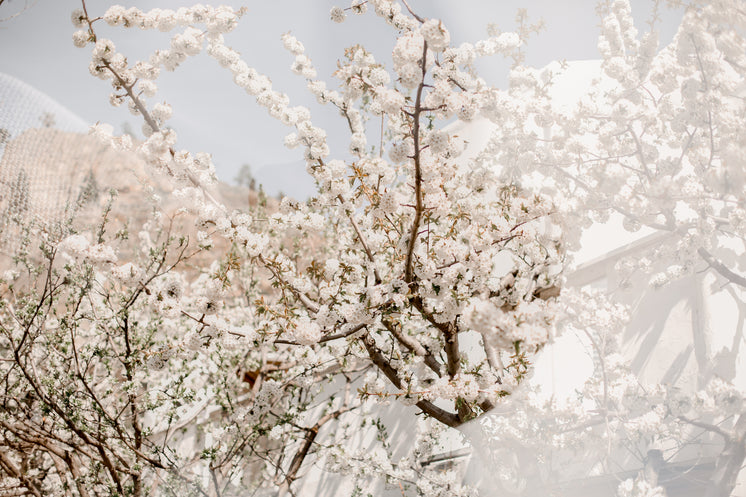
top-left (408, 295), bottom-right (461, 376)
top-left (283, 407), bottom-right (350, 486)
top-left (362, 332), bottom-right (462, 427)
top-left (400, 0), bottom-right (425, 23)
top-left (403, 41), bottom-right (429, 284)
top-left (273, 323), bottom-right (367, 346)
top-left (406, 295), bottom-right (474, 420)
top-left (382, 318), bottom-right (443, 377)
top-left (280, 381), bottom-right (357, 495)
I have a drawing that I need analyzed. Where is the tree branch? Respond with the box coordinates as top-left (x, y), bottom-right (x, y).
top-left (698, 247), bottom-right (746, 289)
top-left (403, 41), bottom-right (429, 284)
top-left (382, 318), bottom-right (443, 377)
top-left (362, 332), bottom-right (462, 427)
top-left (677, 414), bottom-right (732, 441)
top-left (0, 450), bottom-right (43, 497)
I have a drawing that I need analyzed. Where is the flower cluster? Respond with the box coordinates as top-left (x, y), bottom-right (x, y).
top-left (491, 0), bottom-right (746, 291)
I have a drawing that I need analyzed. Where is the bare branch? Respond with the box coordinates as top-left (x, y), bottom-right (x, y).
top-left (698, 247), bottom-right (746, 289)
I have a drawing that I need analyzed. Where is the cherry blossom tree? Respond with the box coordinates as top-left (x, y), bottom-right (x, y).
top-left (1, 0), bottom-right (744, 496)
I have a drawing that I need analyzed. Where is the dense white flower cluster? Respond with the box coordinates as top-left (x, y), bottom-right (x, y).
top-left (492, 0), bottom-right (746, 292)
top-left (110, 261), bottom-right (142, 285)
top-left (420, 19), bottom-right (450, 52)
top-left (58, 233), bottom-right (118, 264)
top-left (291, 315), bottom-right (322, 345)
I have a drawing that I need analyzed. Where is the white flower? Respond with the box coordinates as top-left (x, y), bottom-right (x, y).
top-left (349, 132), bottom-right (367, 155)
top-left (147, 354), bottom-right (166, 371)
top-left (184, 331), bottom-right (205, 351)
top-left (393, 32), bottom-right (425, 67)
top-left (397, 62), bottom-right (420, 88)
top-left (388, 140), bottom-right (412, 163)
top-left (71, 8), bottom-right (86, 28)
top-left (330, 6), bottom-right (346, 23)
top-left (162, 277), bottom-right (183, 301)
top-left (58, 234), bottom-right (90, 257)
top-left (281, 33), bottom-right (305, 55)
top-left (378, 191), bottom-right (400, 215)
top-left (151, 102), bottom-right (173, 122)
top-left (374, 88), bottom-right (404, 115)
top-left (195, 296), bottom-right (220, 316)
top-left (426, 130), bottom-right (449, 155)
top-left (420, 19), bottom-right (450, 52)
top-left (111, 262), bottom-right (142, 285)
top-left (292, 316), bottom-right (322, 345)
top-left (351, 0), bottom-right (367, 14)
top-left (324, 258), bottom-right (340, 279)
top-left (91, 39), bottom-right (116, 63)
top-left (269, 424), bottom-right (285, 440)
top-left (72, 30), bottom-right (90, 48)
top-left (244, 232), bottom-right (269, 258)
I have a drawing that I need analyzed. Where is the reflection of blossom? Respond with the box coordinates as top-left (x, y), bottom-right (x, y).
top-left (617, 478), bottom-right (666, 497)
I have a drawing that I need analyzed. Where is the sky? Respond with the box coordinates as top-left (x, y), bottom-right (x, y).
top-left (0, 0), bottom-right (682, 197)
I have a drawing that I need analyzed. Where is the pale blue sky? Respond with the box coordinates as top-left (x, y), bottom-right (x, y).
top-left (0, 0), bottom-right (682, 196)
